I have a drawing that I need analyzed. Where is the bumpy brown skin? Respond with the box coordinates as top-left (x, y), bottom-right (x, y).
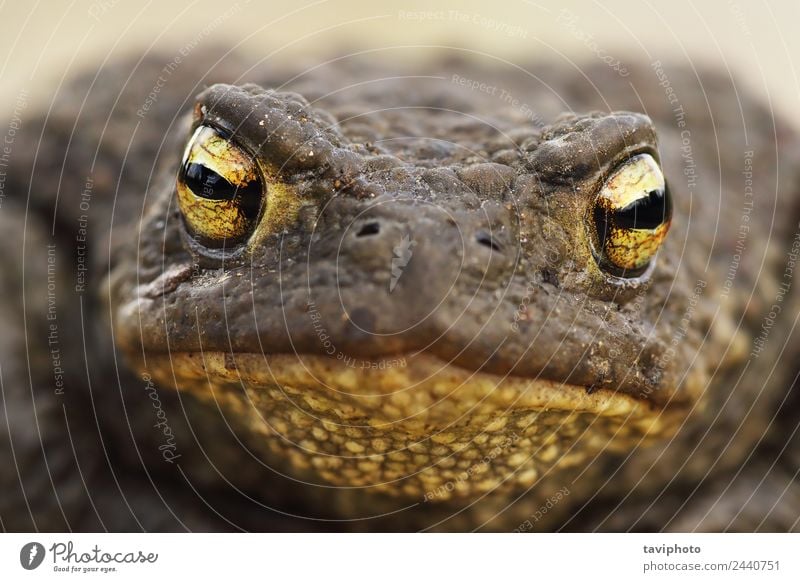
top-left (2, 49), bottom-right (799, 531)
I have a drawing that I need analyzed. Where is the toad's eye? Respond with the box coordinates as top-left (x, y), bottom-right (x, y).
top-left (176, 125), bottom-right (263, 249)
top-left (591, 153), bottom-right (672, 277)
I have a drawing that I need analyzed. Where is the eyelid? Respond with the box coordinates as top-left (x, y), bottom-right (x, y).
top-left (190, 112), bottom-right (239, 148)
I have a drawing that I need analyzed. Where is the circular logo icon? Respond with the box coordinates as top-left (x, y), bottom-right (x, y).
top-left (19, 542), bottom-right (45, 570)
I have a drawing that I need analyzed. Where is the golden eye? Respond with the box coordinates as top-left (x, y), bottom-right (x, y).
top-left (176, 125), bottom-right (263, 249)
top-left (591, 153), bottom-right (672, 277)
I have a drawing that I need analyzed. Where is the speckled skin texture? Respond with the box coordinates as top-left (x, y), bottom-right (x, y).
top-left (2, 50), bottom-right (799, 531)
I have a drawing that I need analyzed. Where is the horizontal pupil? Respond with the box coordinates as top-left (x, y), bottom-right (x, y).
top-left (611, 187), bottom-right (671, 230)
top-left (184, 162), bottom-right (239, 200)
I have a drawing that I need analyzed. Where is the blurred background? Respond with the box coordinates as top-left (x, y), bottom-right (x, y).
top-left (1, 0), bottom-right (798, 124)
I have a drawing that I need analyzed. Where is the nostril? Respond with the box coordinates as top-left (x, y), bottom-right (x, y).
top-left (355, 222), bottom-right (381, 237)
top-left (539, 267), bottom-right (560, 288)
top-left (475, 231), bottom-right (502, 251)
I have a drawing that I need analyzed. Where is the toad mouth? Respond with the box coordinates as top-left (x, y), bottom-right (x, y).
top-left (141, 351), bottom-right (682, 429)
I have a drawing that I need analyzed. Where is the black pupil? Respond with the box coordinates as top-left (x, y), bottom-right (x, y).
top-left (182, 161), bottom-right (261, 220)
top-left (184, 162), bottom-right (239, 200)
top-left (594, 184), bottom-right (672, 253)
top-left (611, 186), bottom-right (672, 230)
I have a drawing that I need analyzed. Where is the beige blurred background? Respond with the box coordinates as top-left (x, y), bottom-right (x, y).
top-left (1, 0), bottom-right (798, 123)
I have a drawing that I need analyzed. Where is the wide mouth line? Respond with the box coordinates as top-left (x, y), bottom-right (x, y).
top-left (141, 349), bottom-right (678, 418)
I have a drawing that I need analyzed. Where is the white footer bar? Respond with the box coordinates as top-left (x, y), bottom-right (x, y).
top-left (1, 533), bottom-right (797, 581)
